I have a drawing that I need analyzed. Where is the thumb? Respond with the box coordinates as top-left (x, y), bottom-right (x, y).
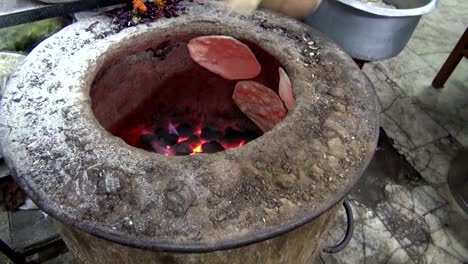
top-left (226, 0), bottom-right (262, 14)
top-left (261, 0), bottom-right (322, 18)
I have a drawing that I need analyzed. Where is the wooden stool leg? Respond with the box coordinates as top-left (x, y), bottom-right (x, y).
top-left (432, 28), bottom-right (468, 89)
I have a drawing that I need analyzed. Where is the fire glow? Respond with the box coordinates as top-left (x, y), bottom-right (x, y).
top-left (120, 121), bottom-right (259, 156)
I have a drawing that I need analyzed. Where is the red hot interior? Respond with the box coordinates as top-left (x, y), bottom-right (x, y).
top-left (90, 35), bottom-right (282, 155)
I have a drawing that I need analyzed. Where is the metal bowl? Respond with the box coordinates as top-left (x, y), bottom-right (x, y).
top-left (304, 0), bottom-right (439, 61)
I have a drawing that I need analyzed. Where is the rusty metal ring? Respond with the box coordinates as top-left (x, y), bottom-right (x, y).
top-left (323, 200), bottom-right (354, 253)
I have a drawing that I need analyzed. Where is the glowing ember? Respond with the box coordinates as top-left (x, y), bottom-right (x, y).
top-left (221, 139), bottom-right (246, 150)
top-left (118, 122), bottom-right (261, 156)
top-left (178, 137), bottom-right (189, 143)
top-left (193, 144), bottom-right (203, 153)
top-left (239, 140), bottom-right (246, 147)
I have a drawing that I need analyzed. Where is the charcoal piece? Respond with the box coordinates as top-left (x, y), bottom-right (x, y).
top-left (155, 127), bottom-right (169, 137)
top-left (139, 134), bottom-right (157, 150)
top-left (222, 127), bottom-right (244, 144)
top-left (161, 133), bottom-right (179, 146)
top-left (202, 141), bottom-right (225, 154)
top-left (201, 126), bottom-right (222, 140)
top-left (185, 135), bottom-right (201, 146)
top-left (177, 123), bottom-right (195, 138)
top-left (173, 142), bottom-right (193, 156)
top-left (244, 129), bottom-right (261, 142)
top-left (152, 144), bottom-right (171, 155)
top-left (178, 135), bottom-right (200, 146)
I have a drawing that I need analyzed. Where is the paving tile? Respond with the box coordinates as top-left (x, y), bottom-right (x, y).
top-left (431, 229), bottom-right (468, 261)
top-left (362, 63), bottom-right (388, 84)
top-left (372, 3), bottom-right (468, 152)
top-left (406, 23), bottom-right (457, 56)
top-left (363, 65), bottom-right (401, 112)
top-left (406, 7), bottom-right (467, 57)
top-left (9, 210), bottom-right (58, 251)
top-left (415, 81), bottom-right (468, 125)
top-left (376, 202), bottom-right (430, 262)
top-left (424, 205), bottom-right (468, 261)
top-left (390, 67), bottom-right (438, 98)
top-left (320, 131), bottom-right (468, 264)
top-left (379, 113), bottom-right (416, 154)
top-left (365, 52), bottom-right (468, 149)
top-left (0, 210), bottom-right (11, 247)
top-left (0, 252), bottom-right (13, 264)
top-left (383, 184), bottom-right (413, 211)
top-left (373, 48), bottom-right (432, 81)
top-left (411, 185), bottom-right (447, 215)
top-left (386, 248), bottom-right (413, 264)
top-left (383, 97), bottom-right (448, 147)
top-left (420, 112), bottom-right (468, 148)
top-left (361, 216), bottom-right (402, 264)
top-left (412, 63), bottom-right (468, 147)
top-left (406, 34), bottom-right (454, 59)
top-left (406, 137), bottom-right (461, 184)
top-left (43, 252), bottom-right (78, 264)
top-left (419, 9), bottom-right (468, 43)
top-left (424, 244), bottom-right (464, 264)
top-left (418, 51), bottom-right (465, 74)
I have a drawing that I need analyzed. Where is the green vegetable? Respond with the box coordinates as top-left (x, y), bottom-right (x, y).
top-left (0, 18), bottom-right (68, 52)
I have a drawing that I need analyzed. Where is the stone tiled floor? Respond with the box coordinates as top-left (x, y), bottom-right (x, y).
top-left (363, 0), bottom-right (468, 182)
top-left (320, 0), bottom-right (468, 262)
top-left (319, 132), bottom-right (468, 264)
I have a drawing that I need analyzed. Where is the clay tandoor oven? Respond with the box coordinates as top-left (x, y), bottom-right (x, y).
top-left (0, 1), bottom-right (378, 263)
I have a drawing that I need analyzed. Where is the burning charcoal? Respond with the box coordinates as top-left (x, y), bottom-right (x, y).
top-left (153, 144), bottom-right (170, 155)
top-left (176, 123), bottom-right (195, 138)
top-left (173, 142), bottom-right (193, 156)
top-left (155, 127), bottom-right (179, 146)
top-left (161, 133), bottom-right (179, 146)
top-left (201, 126), bottom-right (222, 140)
top-left (244, 129), bottom-right (261, 142)
top-left (155, 127), bottom-right (169, 139)
top-left (222, 127), bottom-right (244, 144)
top-left (202, 141), bottom-right (225, 154)
top-left (139, 134), bottom-right (157, 150)
top-left (185, 135), bottom-right (201, 146)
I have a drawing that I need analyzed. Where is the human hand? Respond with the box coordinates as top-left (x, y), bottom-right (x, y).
top-left (227, 0), bottom-right (321, 18)
top-left (261, 0), bottom-right (321, 18)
